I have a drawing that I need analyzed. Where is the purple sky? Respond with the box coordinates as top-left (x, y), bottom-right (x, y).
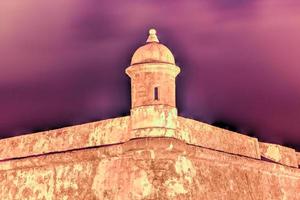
top-left (1, 0), bottom-right (300, 150)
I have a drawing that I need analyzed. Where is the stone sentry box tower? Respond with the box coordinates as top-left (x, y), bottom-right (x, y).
top-left (126, 29), bottom-right (180, 131)
top-left (0, 29), bottom-right (300, 199)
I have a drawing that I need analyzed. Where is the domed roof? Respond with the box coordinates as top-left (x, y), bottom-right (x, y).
top-left (130, 29), bottom-right (175, 65)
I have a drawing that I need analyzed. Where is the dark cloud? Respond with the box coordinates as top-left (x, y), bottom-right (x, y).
top-left (0, 0), bottom-right (300, 150)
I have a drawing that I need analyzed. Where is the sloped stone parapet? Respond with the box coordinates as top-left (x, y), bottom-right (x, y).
top-left (177, 117), bottom-right (261, 159)
top-left (0, 116), bottom-right (131, 161)
top-left (0, 116), bottom-right (261, 162)
top-left (2, 115), bottom-right (300, 170)
top-left (259, 142), bottom-right (298, 167)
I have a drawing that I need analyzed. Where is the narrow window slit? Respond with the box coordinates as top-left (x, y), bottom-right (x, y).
top-left (154, 87), bottom-right (159, 100)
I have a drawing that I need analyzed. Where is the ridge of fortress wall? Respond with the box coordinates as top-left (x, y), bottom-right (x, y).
top-left (177, 117), bottom-right (300, 168)
top-left (0, 116), bottom-right (131, 161)
top-left (0, 116), bottom-right (299, 169)
top-left (0, 137), bottom-right (300, 199)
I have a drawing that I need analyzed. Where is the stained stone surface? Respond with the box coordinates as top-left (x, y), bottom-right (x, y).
top-left (0, 116), bottom-right (263, 162)
top-left (177, 117), bottom-right (261, 159)
top-left (130, 105), bottom-right (177, 130)
top-left (0, 116), bottom-right (130, 161)
top-left (259, 142), bottom-right (298, 167)
top-left (1, 115), bottom-right (299, 200)
top-left (126, 67), bottom-right (179, 108)
top-left (0, 137), bottom-right (300, 200)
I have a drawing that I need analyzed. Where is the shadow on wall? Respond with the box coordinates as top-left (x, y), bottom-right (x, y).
top-left (211, 120), bottom-right (238, 132)
top-left (211, 120), bottom-right (258, 138)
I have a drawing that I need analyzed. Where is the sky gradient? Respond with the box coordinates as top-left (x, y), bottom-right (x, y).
top-left (1, 0), bottom-right (300, 149)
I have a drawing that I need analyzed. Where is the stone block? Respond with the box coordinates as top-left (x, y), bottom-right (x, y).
top-left (130, 105), bottom-right (177, 130)
top-left (259, 142), bottom-right (298, 167)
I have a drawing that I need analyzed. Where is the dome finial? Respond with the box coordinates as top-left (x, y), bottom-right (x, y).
top-left (146, 28), bottom-right (159, 43)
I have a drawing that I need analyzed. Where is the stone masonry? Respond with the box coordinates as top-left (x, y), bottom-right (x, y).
top-left (0, 29), bottom-right (299, 199)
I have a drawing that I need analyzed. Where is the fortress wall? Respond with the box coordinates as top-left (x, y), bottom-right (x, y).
top-left (259, 142), bottom-right (298, 167)
top-left (0, 137), bottom-right (300, 200)
top-left (177, 117), bottom-right (261, 159)
top-left (177, 117), bottom-right (300, 168)
top-left (1, 116), bottom-right (300, 170)
top-left (0, 116), bottom-right (130, 161)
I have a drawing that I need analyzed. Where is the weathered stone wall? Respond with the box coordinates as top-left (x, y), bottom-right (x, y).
top-left (1, 116), bottom-right (299, 166)
top-left (259, 142), bottom-right (298, 167)
top-left (0, 116), bottom-right (130, 161)
top-left (177, 117), bottom-right (261, 159)
top-left (1, 138), bottom-right (300, 200)
top-left (130, 105), bottom-right (177, 130)
top-left (0, 116), bottom-right (261, 161)
top-left (1, 116), bottom-right (300, 199)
